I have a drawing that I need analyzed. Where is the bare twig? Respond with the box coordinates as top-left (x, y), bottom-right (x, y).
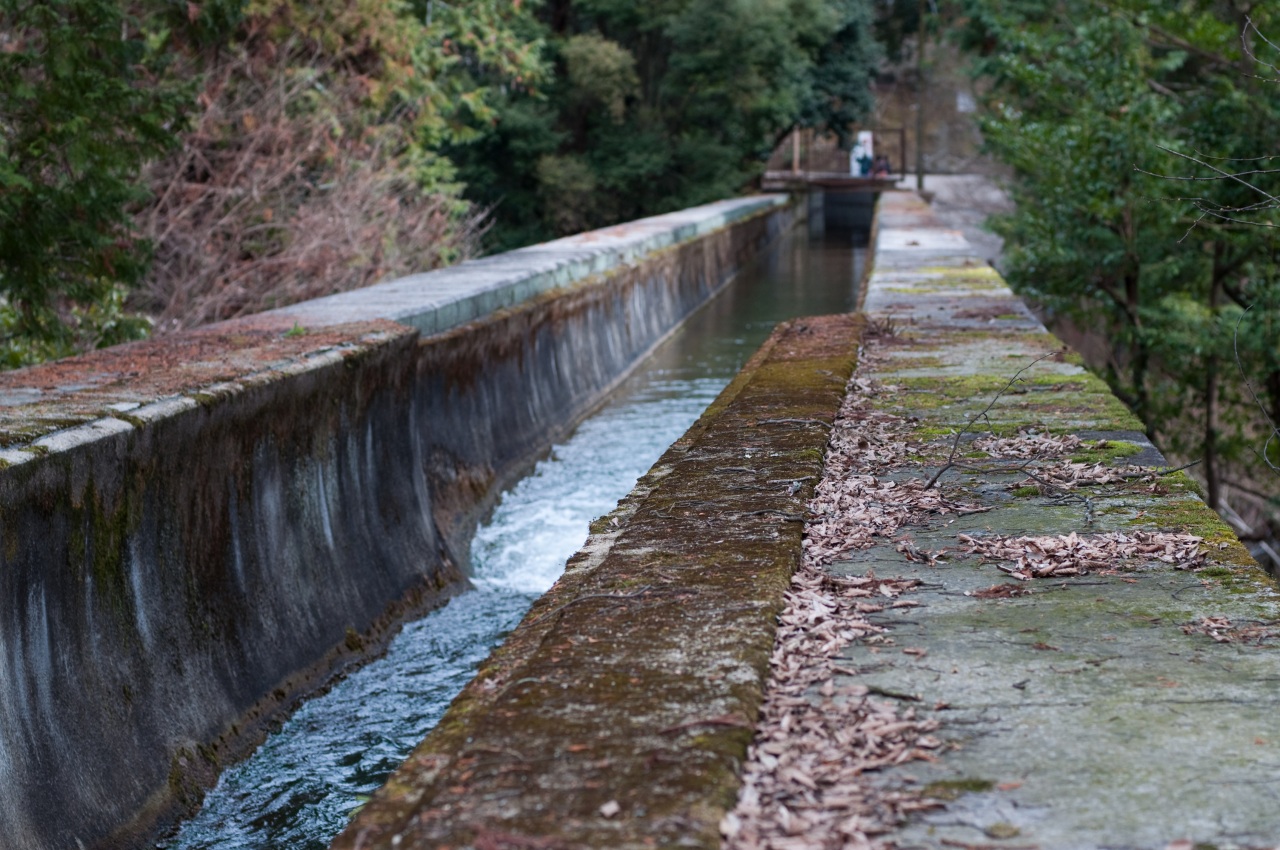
top-left (924, 351), bottom-right (1062, 489)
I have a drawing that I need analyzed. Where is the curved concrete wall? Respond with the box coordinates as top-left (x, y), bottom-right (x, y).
top-left (0, 196), bottom-right (793, 850)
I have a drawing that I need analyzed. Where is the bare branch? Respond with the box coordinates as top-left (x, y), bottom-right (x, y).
top-left (1153, 145), bottom-right (1280, 206)
top-left (924, 351), bottom-right (1063, 489)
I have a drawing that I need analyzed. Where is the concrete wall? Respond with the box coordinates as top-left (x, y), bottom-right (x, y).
top-left (0, 195), bottom-right (793, 850)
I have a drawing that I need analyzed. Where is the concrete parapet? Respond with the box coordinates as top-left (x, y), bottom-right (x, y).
top-left (830, 191), bottom-right (1274, 848)
top-left (0, 195), bottom-right (792, 850)
top-left (247, 196), bottom-right (789, 338)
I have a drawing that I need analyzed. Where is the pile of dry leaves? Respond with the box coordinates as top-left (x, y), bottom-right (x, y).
top-left (974, 432), bottom-right (1082, 459)
top-left (722, 565), bottom-right (942, 850)
top-left (959, 531), bottom-right (1206, 580)
top-left (805, 378), bottom-right (986, 567)
top-left (1182, 616), bottom-right (1280, 645)
top-left (1010, 459), bottom-right (1146, 492)
top-left (726, 370), bottom-right (945, 850)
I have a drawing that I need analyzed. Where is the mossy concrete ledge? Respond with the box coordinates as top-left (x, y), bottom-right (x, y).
top-left (853, 192), bottom-right (1276, 849)
top-left (332, 314), bottom-right (864, 850)
top-left (0, 195), bottom-right (793, 850)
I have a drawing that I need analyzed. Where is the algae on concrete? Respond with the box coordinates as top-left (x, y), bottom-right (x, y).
top-left (838, 190), bottom-right (1272, 850)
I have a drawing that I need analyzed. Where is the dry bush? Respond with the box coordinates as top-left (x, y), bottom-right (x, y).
top-left (135, 45), bottom-right (484, 333)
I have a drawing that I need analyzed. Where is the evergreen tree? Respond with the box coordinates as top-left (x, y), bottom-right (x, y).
top-left (0, 0), bottom-right (185, 364)
top-left (451, 0), bottom-right (882, 250)
top-left (960, 0), bottom-right (1280, 508)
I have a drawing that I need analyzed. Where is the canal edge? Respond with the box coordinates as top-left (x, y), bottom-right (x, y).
top-left (333, 313), bottom-right (865, 849)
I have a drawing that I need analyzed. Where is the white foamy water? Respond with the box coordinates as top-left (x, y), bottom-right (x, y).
top-left (471, 375), bottom-right (724, 593)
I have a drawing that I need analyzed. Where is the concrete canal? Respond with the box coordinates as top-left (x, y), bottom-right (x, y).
top-left (161, 205), bottom-right (869, 849)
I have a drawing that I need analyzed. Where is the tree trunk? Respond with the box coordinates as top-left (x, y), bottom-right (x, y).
top-left (549, 0), bottom-right (571, 34)
top-left (1205, 243), bottom-right (1224, 510)
top-left (1122, 268), bottom-right (1150, 429)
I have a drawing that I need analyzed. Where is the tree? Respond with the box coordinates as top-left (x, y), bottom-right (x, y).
top-left (450, 0), bottom-right (882, 250)
top-left (960, 0), bottom-right (1280, 518)
top-left (0, 0), bottom-right (185, 365)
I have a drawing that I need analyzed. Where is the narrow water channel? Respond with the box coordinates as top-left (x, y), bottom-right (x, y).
top-left (162, 207), bottom-right (867, 850)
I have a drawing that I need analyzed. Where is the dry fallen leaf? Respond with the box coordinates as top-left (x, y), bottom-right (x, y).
top-left (726, 359), bottom-right (944, 850)
top-left (959, 531), bottom-right (1207, 577)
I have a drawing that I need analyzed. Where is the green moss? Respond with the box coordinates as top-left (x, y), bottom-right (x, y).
top-left (898, 374), bottom-right (1009, 398)
top-left (944, 329), bottom-right (1062, 347)
top-left (919, 265), bottom-right (1004, 280)
top-left (986, 823), bottom-right (1022, 839)
top-left (197, 742), bottom-right (220, 767)
top-left (1161, 470), bottom-right (1207, 500)
top-left (897, 355), bottom-right (945, 369)
top-left (1028, 374), bottom-right (1090, 387)
top-left (1012, 486), bottom-right (1040, 498)
top-left (924, 777), bottom-right (995, 800)
top-left (886, 369), bottom-right (1142, 433)
top-left (1069, 440), bottom-right (1143, 465)
top-left (1132, 497), bottom-right (1263, 573)
top-left (90, 489), bottom-right (128, 593)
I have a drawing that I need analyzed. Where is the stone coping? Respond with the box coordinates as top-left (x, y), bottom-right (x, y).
top-left (253, 195), bottom-right (788, 336)
top-left (0, 195), bottom-right (786, 462)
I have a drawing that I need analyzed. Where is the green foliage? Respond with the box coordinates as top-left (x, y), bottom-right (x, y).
top-left (797, 0), bottom-right (879, 145)
top-left (0, 0), bottom-right (875, 361)
top-left (561, 32), bottom-right (638, 122)
top-left (0, 0), bottom-right (184, 360)
top-left (963, 0), bottom-right (1280, 503)
top-left (0, 0), bottom-right (550, 362)
top-left (0, 285), bottom-right (151, 369)
top-left (452, 0), bottom-right (881, 249)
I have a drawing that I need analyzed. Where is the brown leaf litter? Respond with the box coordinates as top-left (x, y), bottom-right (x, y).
top-left (804, 377), bottom-right (987, 568)
top-left (726, 342), bottom-right (1228, 849)
top-left (1009, 459), bottom-right (1149, 491)
top-left (973, 433), bottom-right (1082, 459)
top-left (726, 362), bottom-right (947, 850)
top-left (1182, 616), bottom-right (1280, 646)
top-left (959, 531), bottom-right (1206, 580)
top-left (965, 583), bottom-right (1032, 600)
top-left (722, 562), bottom-right (943, 850)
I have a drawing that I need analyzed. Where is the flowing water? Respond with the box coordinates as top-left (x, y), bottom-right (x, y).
top-left (162, 213), bottom-right (866, 850)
